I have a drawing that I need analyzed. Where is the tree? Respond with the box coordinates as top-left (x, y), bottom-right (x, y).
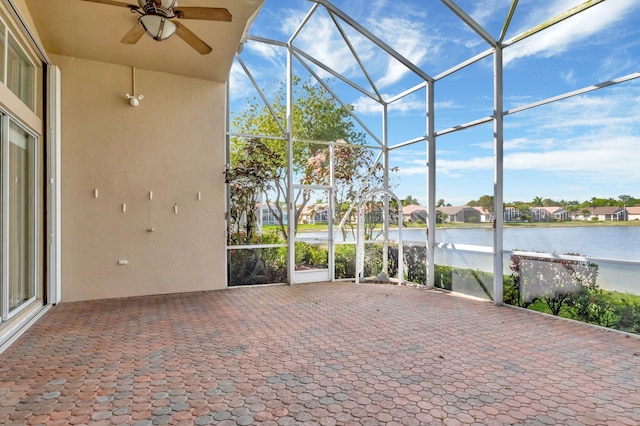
top-left (478, 195), bottom-right (494, 215)
top-left (403, 195), bottom-right (420, 206)
top-left (230, 76), bottom-right (383, 241)
top-left (304, 141), bottom-right (389, 239)
top-left (619, 194), bottom-right (631, 213)
top-left (566, 204), bottom-right (579, 220)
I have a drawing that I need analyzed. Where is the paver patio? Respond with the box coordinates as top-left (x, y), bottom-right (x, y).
top-left (1, 282), bottom-right (639, 425)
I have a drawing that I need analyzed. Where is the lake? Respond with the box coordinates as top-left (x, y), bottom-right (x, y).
top-left (311, 226), bottom-right (640, 294)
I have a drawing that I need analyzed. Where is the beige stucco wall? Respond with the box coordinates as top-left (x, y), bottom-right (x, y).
top-left (56, 54), bottom-right (227, 302)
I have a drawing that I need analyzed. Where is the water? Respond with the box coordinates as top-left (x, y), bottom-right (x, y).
top-left (306, 226), bottom-right (640, 294)
top-left (429, 226), bottom-right (640, 294)
top-left (434, 226), bottom-right (640, 262)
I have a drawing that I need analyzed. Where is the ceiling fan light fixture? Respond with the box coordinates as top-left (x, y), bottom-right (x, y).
top-left (139, 14), bottom-right (177, 41)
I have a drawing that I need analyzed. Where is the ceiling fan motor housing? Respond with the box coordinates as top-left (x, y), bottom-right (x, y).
top-left (138, 0), bottom-right (177, 17)
top-left (137, 0), bottom-right (178, 41)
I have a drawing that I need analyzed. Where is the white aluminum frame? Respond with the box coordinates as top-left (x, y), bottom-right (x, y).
top-left (226, 0), bottom-right (640, 302)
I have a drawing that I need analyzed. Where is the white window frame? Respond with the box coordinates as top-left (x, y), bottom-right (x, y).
top-left (1, 115), bottom-right (39, 321)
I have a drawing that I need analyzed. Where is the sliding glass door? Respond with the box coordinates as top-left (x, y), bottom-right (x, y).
top-left (2, 118), bottom-right (38, 319)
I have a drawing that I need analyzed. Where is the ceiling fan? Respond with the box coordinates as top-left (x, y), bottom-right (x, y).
top-left (81, 0), bottom-right (232, 55)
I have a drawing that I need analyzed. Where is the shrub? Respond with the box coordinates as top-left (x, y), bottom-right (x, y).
top-left (403, 244), bottom-right (427, 284)
top-left (573, 288), bottom-right (621, 328)
top-left (335, 245), bottom-right (356, 279)
top-left (509, 253), bottom-right (598, 316)
top-left (615, 298), bottom-right (640, 334)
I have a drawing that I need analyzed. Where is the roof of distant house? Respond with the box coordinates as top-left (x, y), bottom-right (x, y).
top-left (590, 206), bottom-right (624, 214)
top-left (535, 206), bottom-right (565, 214)
top-left (402, 204), bottom-right (427, 215)
top-left (438, 206), bottom-right (470, 215)
top-left (626, 206), bottom-right (640, 214)
top-left (472, 206), bottom-right (491, 215)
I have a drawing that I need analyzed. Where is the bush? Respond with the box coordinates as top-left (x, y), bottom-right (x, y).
top-left (507, 252), bottom-right (640, 334)
top-left (295, 242), bottom-right (327, 269)
top-left (335, 245), bottom-right (356, 279)
top-left (509, 253), bottom-right (598, 316)
top-left (573, 288), bottom-right (621, 327)
top-left (615, 298), bottom-right (640, 334)
top-left (434, 265), bottom-right (453, 290)
top-left (403, 245), bottom-right (427, 284)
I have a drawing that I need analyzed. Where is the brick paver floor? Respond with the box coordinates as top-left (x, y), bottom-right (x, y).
top-left (1, 282), bottom-right (639, 425)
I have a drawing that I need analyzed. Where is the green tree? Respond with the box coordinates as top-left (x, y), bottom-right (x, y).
top-left (404, 195), bottom-right (420, 206)
top-left (478, 195), bottom-right (494, 214)
top-left (619, 195), bottom-right (631, 219)
top-left (230, 76), bottom-right (382, 241)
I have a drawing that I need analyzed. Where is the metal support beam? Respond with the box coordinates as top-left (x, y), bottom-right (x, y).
top-left (247, 35), bottom-right (288, 47)
top-left (498, 0), bottom-right (519, 43)
top-left (310, 0), bottom-right (433, 83)
top-left (286, 46), bottom-right (295, 285)
top-left (292, 47), bottom-right (380, 102)
top-left (382, 104), bottom-right (389, 276)
top-left (328, 11), bottom-right (383, 102)
top-left (235, 54), bottom-right (287, 136)
top-left (426, 80), bottom-right (436, 289)
top-left (292, 50), bottom-right (383, 146)
top-left (289, 2), bottom-right (319, 44)
top-left (493, 45), bottom-right (504, 306)
top-left (504, 0), bottom-right (605, 47)
top-left (434, 48), bottom-right (493, 81)
top-left (440, 0), bottom-right (496, 47)
top-left (505, 72), bottom-right (640, 116)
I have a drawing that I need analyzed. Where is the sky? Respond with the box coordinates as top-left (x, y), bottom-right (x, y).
top-left (229, 0), bottom-right (640, 206)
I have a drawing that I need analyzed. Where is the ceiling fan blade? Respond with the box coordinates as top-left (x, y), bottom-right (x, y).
top-left (121, 22), bottom-right (145, 44)
top-left (175, 21), bottom-right (212, 55)
top-left (173, 7), bottom-right (232, 22)
top-left (81, 0), bottom-right (135, 8)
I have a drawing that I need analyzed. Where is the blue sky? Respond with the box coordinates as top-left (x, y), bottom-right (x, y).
top-left (229, 0), bottom-right (640, 206)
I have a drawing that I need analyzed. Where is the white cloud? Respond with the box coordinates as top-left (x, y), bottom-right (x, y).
top-left (469, 0), bottom-right (512, 28)
top-left (504, 134), bottom-right (640, 180)
top-left (246, 41), bottom-right (281, 62)
top-left (428, 132), bottom-right (640, 181)
top-left (429, 87), bottom-right (640, 182)
top-left (353, 95), bottom-right (459, 117)
top-left (279, 5), bottom-right (442, 93)
top-left (228, 62), bottom-right (255, 103)
top-left (353, 94), bottom-right (426, 115)
top-left (504, 0), bottom-right (637, 65)
top-left (365, 17), bottom-right (432, 88)
top-left (291, 13), bottom-right (362, 79)
top-left (559, 69), bottom-right (576, 86)
top-left (437, 156), bottom-right (493, 177)
top-left (352, 96), bottom-right (383, 115)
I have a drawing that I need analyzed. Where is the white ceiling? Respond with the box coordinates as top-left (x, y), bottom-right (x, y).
top-left (25, 0), bottom-right (264, 82)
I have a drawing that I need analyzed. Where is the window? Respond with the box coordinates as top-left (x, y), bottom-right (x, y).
top-left (2, 119), bottom-right (38, 318)
top-left (6, 34), bottom-right (35, 110)
top-left (0, 21), bottom-right (5, 85)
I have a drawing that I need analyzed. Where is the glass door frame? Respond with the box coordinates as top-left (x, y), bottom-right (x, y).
top-left (1, 115), bottom-right (39, 321)
top-left (290, 183), bottom-right (334, 284)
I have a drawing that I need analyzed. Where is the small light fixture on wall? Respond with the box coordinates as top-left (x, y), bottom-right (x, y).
top-left (124, 66), bottom-right (144, 107)
top-left (125, 93), bottom-right (144, 107)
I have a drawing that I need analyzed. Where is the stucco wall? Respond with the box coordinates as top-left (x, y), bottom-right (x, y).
top-left (56, 55), bottom-right (226, 301)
